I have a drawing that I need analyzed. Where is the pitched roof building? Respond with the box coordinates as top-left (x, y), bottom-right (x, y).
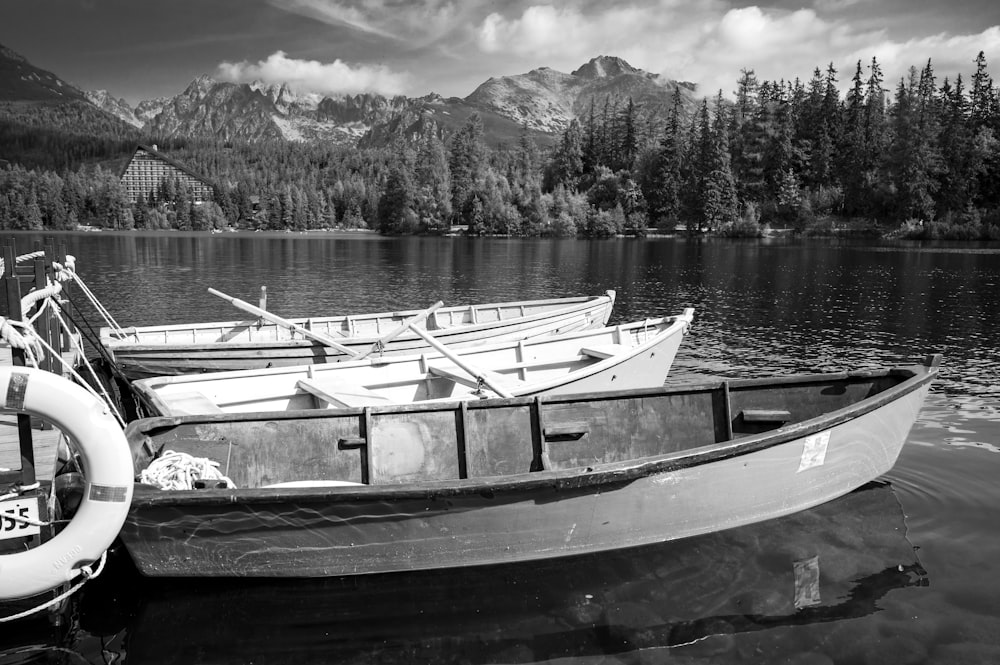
top-left (119, 144), bottom-right (214, 204)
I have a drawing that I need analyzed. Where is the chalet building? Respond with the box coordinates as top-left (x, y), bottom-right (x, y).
top-left (119, 144), bottom-right (214, 204)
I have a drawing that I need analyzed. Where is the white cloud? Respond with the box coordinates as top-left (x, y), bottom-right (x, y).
top-left (843, 27), bottom-right (1000, 87)
top-left (269, 0), bottom-right (481, 44)
top-left (217, 51), bottom-right (410, 96)
top-left (470, 2), bottom-right (1000, 99)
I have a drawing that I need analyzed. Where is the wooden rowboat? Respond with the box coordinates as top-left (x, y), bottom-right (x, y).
top-left (100, 292), bottom-right (617, 380)
top-left (116, 355), bottom-right (939, 578)
top-left (129, 310), bottom-right (696, 417)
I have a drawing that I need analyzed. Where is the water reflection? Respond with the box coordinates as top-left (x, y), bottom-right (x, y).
top-left (26, 481), bottom-right (922, 665)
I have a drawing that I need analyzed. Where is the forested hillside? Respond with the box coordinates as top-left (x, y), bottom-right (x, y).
top-left (2, 54), bottom-right (1000, 239)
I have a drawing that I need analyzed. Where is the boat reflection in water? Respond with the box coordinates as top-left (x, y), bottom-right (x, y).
top-left (72, 479), bottom-right (927, 664)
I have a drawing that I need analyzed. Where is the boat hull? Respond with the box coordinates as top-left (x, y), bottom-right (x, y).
top-left (119, 359), bottom-right (937, 578)
top-left (104, 482), bottom-right (925, 665)
top-left (103, 294), bottom-right (615, 380)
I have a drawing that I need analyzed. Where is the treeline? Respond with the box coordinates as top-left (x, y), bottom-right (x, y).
top-left (3, 53), bottom-right (1000, 239)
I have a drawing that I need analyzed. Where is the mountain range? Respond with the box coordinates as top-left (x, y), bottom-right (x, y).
top-left (1, 42), bottom-right (700, 149)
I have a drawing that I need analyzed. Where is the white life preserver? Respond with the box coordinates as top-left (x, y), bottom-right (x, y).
top-left (0, 367), bottom-right (133, 601)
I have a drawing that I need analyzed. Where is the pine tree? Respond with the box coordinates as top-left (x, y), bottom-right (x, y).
top-left (701, 91), bottom-right (740, 230)
top-left (414, 126), bottom-right (452, 233)
top-left (547, 119), bottom-right (584, 191)
top-left (618, 98), bottom-right (639, 171)
top-left (731, 69), bottom-right (768, 205)
top-left (448, 114), bottom-right (487, 225)
top-left (376, 164), bottom-right (417, 234)
top-left (839, 60), bottom-right (868, 215)
top-left (650, 90), bottom-right (686, 227)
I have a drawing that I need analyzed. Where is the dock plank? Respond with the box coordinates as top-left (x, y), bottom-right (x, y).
top-left (0, 414), bottom-right (62, 482)
top-left (1, 345), bottom-right (81, 483)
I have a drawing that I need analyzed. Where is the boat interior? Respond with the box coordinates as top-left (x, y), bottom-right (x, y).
top-left (128, 367), bottom-right (915, 490)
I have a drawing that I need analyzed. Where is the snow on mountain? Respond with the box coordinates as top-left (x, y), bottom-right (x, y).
top-left (0, 42), bottom-right (87, 102)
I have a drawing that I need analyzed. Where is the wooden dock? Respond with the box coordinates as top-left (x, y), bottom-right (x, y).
top-left (0, 414), bottom-right (62, 483)
top-left (1, 346), bottom-right (82, 484)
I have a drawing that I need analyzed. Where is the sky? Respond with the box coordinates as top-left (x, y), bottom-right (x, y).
top-left (3, 0), bottom-right (1000, 104)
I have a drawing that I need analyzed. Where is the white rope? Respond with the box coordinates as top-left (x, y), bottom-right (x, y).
top-left (66, 269), bottom-right (125, 336)
top-left (21, 279), bottom-right (63, 319)
top-left (0, 316), bottom-right (43, 367)
top-left (0, 250), bottom-right (45, 276)
top-left (51, 255), bottom-right (76, 281)
top-left (0, 481), bottom-right (41, 502)
top-left (40, 299), bottom-right (125, 426)
top-left (3, 297), bottom-right (124, 425)
top-left (0, 551), bottom-right (107, 623)
top-left (141, 450), bottom-right (236, 490)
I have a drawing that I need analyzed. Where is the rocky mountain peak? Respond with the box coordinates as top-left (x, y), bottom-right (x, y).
top-left (183, 74), bottom-right (218, 97)
top-left (84, 89), bottom-right (143, 127)
top-left (571, 56), bottom-right (640, 80)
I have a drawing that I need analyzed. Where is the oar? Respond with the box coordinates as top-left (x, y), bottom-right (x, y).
top-left (353, 300), bottom-right (445, 361)
top-left (208, 288), bottom-right (360, 358)
top-left (405, 324), bottom-right (515, 399)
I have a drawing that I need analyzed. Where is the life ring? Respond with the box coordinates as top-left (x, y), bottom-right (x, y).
top-left (0, 367), bottom-right (133, 600)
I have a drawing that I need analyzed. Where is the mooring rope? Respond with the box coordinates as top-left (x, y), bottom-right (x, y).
top-left (65, 269), bottom-right (126, 336)
top-left (0, 316), bottom-right (43, 367)
top-left (0, 250), bottom-right (45, 276)
top-left (41, 299), bottom-right (125, 426)
top-left (0, 552), bottom-right (107, 624)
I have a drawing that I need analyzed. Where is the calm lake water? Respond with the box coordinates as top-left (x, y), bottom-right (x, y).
top-left (2, 231), bottom-right (999, 664)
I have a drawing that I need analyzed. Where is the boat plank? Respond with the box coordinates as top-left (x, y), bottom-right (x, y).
top-left (463, 403), bottom-right (537, 477)
top-left (540, 392), bottom-right (722, 470)
top-left (369, 410), bottom-right (461, 484)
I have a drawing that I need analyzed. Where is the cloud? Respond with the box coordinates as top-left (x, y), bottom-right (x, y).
top-left (842, 27), bottom-right (1000, 87)
top-left (269, 0), bottom-right (482, 45)
top-left (216, 51), bottom-right (410, 96)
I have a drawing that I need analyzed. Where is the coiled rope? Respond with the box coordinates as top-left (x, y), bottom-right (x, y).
top-left (140, 450), bottom-right (236, 490)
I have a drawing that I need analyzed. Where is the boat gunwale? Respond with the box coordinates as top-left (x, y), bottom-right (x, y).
top-left (101, 292), bottom-right (616, 346)
top-left (127, 354), bottom-right (940, 508)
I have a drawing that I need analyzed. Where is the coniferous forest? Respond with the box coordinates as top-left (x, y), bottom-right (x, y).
top-left (2, 54), bottom-right (1000, 239)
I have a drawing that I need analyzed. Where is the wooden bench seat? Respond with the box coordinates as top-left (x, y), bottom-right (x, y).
top-left (161, 391), bottom-right (225, 415)
top-left (295, 377), bottom-right (392, 408)
top-left (580, 343), bottom-right (629, 360)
